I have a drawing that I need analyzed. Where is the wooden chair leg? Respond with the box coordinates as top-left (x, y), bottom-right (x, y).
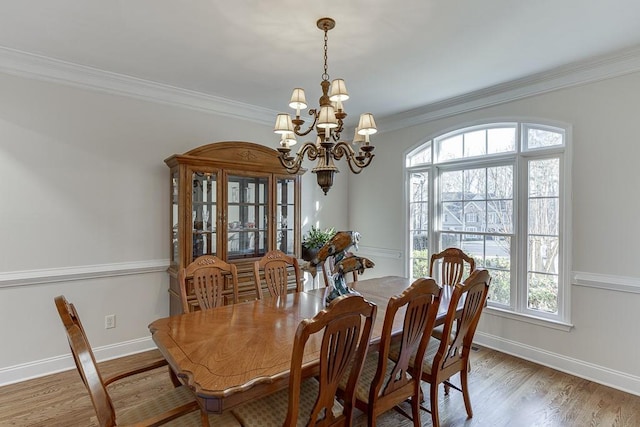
top-left (367, 401), bottom-right (377, 427)
top-left (410, 384), bottom-right (421, 427)
top-left (430, 382), bottom-right (440, 427)
top-left (461, 365), bottom-right (473, 418)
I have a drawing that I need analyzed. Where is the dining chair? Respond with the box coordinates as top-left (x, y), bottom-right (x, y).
top-left (391, 268), bottom-right (491, 427)
top-left (253, 249), bottom-right (302, 299)
top-left (54, 295), bottom-right (240, 426)
top-left (179, 255), bottom-right (240, 313)
top-left (429, 247), bottom-right (476, 287)
top-left (429, 247), bottom-right (476, 342)
top-left (340, 277), bottom-right (441, 427)
top-left (231, 294), bottom-right (377, 427)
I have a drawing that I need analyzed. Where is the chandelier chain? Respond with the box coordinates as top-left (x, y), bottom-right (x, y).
top-left (322, 28), bottom-right (329, 81)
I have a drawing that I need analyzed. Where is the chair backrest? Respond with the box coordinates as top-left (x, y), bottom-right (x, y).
top-left (286, 294), bottom-right (377, 426)
top-left (253, 250), bottom-right (302, 299)
top-left (179, 255), bottom-right (239, 313)
top-left (429, 247), bottom-right (476, 286)
top-left (370, 277), bottom-right (441, 409)
top-left (432, 269), bottom-right (490, 381)
top-left (55, 295), bottom-right (117, 426)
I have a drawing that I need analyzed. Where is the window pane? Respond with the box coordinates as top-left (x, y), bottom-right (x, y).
top-left (488, 127), bottom-right (516, 153)
top-left (527, 127), bottom-right (563, 149)
top-left (487, 200), bottom-right (513, 233)
top-left (438, 134), bottom-right (463, 161)
top-left (463, 201), bottom-right (486, 232)
top-left (488, 269), bottom-right (511, 305)
top-left (464, 130), bottom-right (486, 157)
top-left (529, 158), bottom-right (559, 197)
top-left (412, 255), bottom-right (430, 279)
top-left (441, 171), bottom-right (462, 201)
top-left (529, 236), bottom-right (559, 275)
top-left (488, 165), bottom-right (513, 199)
top-left (464, 168), bottom-right (486, 197)
top-left (440, 233), bottom-right (461, 249)
top-left (410, 202), bottom-right (428, 230)
top-left (407, 144), bottom-right (432, 166)
top-left (410, 173), bottom-right (429, 202)
top-left (528, 272), bottom-right (558, 313)
top-left (529, 198), bottom-right (558, 235)
top-left (463, 235), bottom-right (511, 306)
top-left (442, 202), bottom-right (462, 229)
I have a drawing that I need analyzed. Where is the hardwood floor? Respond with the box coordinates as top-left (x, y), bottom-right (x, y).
top-left (0, 346), bottom-right (638, 426)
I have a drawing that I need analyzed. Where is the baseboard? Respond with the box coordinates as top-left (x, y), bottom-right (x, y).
top-left (0, 337), bottom-right (157, 387)
top-left (474, 331), bottom-right (640, 397)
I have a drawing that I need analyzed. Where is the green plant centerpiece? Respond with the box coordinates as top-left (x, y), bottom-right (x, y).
top-left (301, 225), bottom-right (335, 261)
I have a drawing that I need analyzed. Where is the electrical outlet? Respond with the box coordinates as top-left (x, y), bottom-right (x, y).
top-left (105, 314), bottom-right (116, 329)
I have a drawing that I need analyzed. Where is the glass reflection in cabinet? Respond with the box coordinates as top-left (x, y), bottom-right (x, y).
top-left (192, 172), bottom-right (217, 261)
top-left (277, 178), bottom-right (295, 254)
top-left (227, 175), bottom-right (268, 259)
top-left (171, 171), bottom-right (179, 265)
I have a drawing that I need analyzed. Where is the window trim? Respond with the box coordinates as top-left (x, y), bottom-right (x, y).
top-left (405, 119), bottom-right (572, 325)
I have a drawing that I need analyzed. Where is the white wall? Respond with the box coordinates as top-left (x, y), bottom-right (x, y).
top-left (0, 72), bottom-right (348, 384)
top-left (349, 71), bottom-right (640, 394)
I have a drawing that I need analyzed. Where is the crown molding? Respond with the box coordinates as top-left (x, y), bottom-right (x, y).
top-left (3, 44), bottom-right (640, 132)
top-left (378, 44), bottom-right (640, 133)
top-left (0, 46), bottom-right (277, 125)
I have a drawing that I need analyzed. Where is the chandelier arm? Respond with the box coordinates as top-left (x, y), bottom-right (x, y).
top-left (294, 110), bottom-right (319, 137)
top-left (332, 141), bottom-right (375, 174)
top-left (329, 121), bottom-right (344, 142)
top-left (278, 142), bottom-right (320, 174)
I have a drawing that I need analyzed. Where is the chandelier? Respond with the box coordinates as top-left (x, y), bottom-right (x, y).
top-left (274, 17), bottom-right (377, 195)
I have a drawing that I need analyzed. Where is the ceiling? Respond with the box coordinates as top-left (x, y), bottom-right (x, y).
top-left (2, 1), bottom-right (640, 129)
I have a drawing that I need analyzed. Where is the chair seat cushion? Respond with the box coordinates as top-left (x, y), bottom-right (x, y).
top-left (339, 351), bottom-right (411, 405)
top-left (388, 337), bottom-right (441, 376)
top-left (232, 378), bottom-right (343, 427)
top-left (117, 384), bottom-right (240, 426)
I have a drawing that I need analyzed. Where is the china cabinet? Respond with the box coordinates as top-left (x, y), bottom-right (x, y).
top-left (165, 141), bottom-right (302, 314)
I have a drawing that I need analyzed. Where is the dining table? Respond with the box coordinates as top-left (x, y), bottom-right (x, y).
top-left (149, 275), bottom-right (459, 414)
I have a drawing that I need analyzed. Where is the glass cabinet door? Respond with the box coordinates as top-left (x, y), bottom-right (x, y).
top-left (171, 170), bottom-right (179, 266)
top-left (276, 177), bottom-right (296, 254)
top-left (227, 175), bottom-right (269, 259)
top-left (191, 171), bottom-right (217, 261)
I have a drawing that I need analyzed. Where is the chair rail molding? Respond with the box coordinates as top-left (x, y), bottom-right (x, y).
top-left (356, 245), bottom-right (403, 260)
top-left (0, 259), bottom-right (170, 289)
top-left (572, 271), bottom-right (640, 294)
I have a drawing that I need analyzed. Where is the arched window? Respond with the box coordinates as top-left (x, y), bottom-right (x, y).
top-left (406, 121), bottom-right (570, 323)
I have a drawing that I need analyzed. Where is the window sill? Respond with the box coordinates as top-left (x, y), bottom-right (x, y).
top-left (484, 306), bottom-right (574, 332)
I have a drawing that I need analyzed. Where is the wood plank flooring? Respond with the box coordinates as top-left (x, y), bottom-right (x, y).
top-left (0, 346), bottom-right (638, 426)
